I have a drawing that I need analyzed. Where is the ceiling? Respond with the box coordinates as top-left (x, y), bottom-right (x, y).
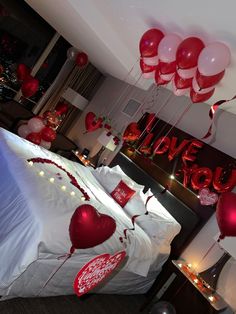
top-left (26, 0), bottom-right (236, 114)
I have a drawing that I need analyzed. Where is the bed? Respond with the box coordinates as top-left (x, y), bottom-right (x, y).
top-left (0, 128), bottom-right (183, 300)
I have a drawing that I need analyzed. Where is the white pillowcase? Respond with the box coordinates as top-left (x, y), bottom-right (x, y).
top-left (125, 188), bottom-right (181, 246)
top-left (91, 165), bottom-right (145, 194)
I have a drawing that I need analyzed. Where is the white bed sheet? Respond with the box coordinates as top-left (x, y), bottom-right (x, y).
top-left (0, 128), bottom-right (170, 298)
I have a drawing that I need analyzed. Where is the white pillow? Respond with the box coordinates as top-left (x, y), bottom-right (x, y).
top-left (91, 165), bottom-right (145, 194)
top-left (126, 188), bottom-right (181, 246)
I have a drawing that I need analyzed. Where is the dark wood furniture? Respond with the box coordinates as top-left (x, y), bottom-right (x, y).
top-left (71, 150), bottom-right (95, 168)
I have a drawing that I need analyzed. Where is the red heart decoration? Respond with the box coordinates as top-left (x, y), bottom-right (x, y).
top-left (74, 251), bottom-right (126, 297)
top-left (123, 122), bottom-right (141, 142)
top-left (21, 76), bottom-right (39, 98)
top-left (85, 112), bottom-right (103, 132)
top-left (199, 188), bottom-right (218, 206)
top-left (69, 204), bottom-right (116, 249)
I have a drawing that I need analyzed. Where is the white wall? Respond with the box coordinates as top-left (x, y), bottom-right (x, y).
top-left (68, 76), bottom-right (236, 311)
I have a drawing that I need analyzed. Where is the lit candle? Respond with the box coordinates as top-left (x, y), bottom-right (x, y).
top-left (208, 295), bottom-right (215, 302)
top-left (81, 196), bottom-right (86, 201)
top-left (61, 185), bottom-right (66, 191)
top-left (28, 161), bottom-right (33, 166)
top-left (49, 177), bottom-right (55, 183)
top-left (70, 191), bottom-right (75, 196)
top-left (39, 171), bottom-right (44, 176)
top-left (178, 263), bottom-right (183, 268)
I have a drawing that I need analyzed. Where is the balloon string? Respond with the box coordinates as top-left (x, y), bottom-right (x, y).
top-left (201, 95), bottom-right (236, 139)
top-left (196, 241), bottom-right (217, 270)
top-left (37, 253), bottom-right (72, 296)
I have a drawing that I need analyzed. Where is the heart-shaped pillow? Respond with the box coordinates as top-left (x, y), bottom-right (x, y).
top-left (85, 112), bottom-right (103, 132)
top-left (123, 122), bottom-right (141, 142)
top-left (199, 188), bottom-right (218, 206)
top-left (69, 204), bottom-right (116, 249)
top-left (74, 251), bottom-right (126, 297)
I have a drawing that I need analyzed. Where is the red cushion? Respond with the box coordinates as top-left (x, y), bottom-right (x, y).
top-left (110, 180), bottom-right (136, 207)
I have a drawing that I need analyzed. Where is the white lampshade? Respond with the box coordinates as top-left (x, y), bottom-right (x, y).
top-left (97, 131), bottom-right (117, 152)
top-left (62, 87), bottom-right (88, 110)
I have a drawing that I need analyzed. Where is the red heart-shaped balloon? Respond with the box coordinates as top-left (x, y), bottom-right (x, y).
top-left (123, 122), bottom-right (141, 142)
top-left (216, 192), bottom-right (236, 239)
top-left (69, 204), bottom-right (116, 249)
top-left (21, 76), bottom-right (39, 98)
top-left (74, 251), bottom-right (126, 297)
top-left (85, 112), bottom-right (103, 132)
top-left (199, 188), bottom-right (218, 206)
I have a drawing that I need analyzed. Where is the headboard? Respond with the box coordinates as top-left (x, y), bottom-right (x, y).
top-left (110, 151), bottom-right (214, 259)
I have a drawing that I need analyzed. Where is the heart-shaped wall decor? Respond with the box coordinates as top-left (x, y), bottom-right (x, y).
top-left (69, 204), bottom-right (116, 249)
top-left (74, 251), bottom-right (126, 297)
top-left (123, 122), bottom-right (141, 142)
top-left (199, 188), bottom-right (218, 206)
top-left (85, 112), bottom-right (103, 132)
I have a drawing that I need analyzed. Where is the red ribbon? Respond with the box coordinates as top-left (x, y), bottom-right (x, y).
top-left (202, 95), bottom-right (236, 139)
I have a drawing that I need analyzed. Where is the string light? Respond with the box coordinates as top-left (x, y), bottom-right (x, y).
top-left (49, 177), bottom-right (55, 183)
top-left (39, 171), bottom-right (44, 176)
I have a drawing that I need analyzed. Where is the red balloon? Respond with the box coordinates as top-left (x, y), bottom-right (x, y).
top-left (26, 132), bottom-right (41, 145)
top-left (139, 28), bottom-right (164, 58)
top-left (213, 167), bottom-right (236, 193)
top-left (174, 72), bottom-right (192, 89)
top-left (190, 88), bottom-right (215, 103)
top-left (76, 52), bottom-right (88, 67)
top-left (85, 112), bottom-right (103, 132)
top-left (69, 204), bottom-right (116, 249)
top-left (21, 76), bottom-right (39, 98)
top-left (191, 167), bottom-right (213, 190)
top-left (41, 127), bottom-right (56, 142)
top-left (123, 122), bottom-right (141, 141)
top-left (140, 59), bottom-right (156, 73)
top-left (176, 37), bottom-right (205, 69)
top-left (159, 61), bottom-right (176, 74)
top-left (55, 102), bottom-right (69, 116)
top-left (155, 66), bottom-right (169, 85)
top-left (196, 69), bottom-right (225, 89)
top-left (216, 192), bottom-right (236, 239)
top-left (17, 63), bottom-right (30, 81)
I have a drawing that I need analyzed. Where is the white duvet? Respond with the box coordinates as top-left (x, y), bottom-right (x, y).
top-left (0, 128), bottom-right (169, 296)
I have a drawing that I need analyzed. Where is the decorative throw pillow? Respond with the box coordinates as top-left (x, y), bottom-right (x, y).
top-left (110, 180), bottom-right (136, 207)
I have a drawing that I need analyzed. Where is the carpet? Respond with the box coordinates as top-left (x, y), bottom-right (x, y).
top-left (0, 294), bottom-right (147, 314)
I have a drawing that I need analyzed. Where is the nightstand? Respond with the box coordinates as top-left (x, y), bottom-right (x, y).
top-left (72, 150), bottom-right (95, 168)
top-left (141, 260), bottom-right (232, 314)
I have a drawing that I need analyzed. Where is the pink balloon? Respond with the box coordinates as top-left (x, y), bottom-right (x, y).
top-left (160, 72), bottom-right (174, 81)
top-left (158, 33), bottom-right (182, 63)
top-left (28, 117), bottom-right (45, 133)
top-left (172, 79), bottom-right (189, 96)
top-left (40, 139), bottom-right (52, 150)
top-left (177, 66), bottom-right (197, 79)
top-left (18, 124), bottom-right (30, 138)
top-left (142, 71), bottom-right (155, 79)
top-left (198, 42), bottom-right (231, 76)
top-left (192, 76), bottom-right (215, 94)
top-left (142, 56), bottom-right (159, 66)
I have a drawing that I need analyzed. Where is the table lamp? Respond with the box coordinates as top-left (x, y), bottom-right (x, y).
top-left (93, 130), bottom-right (117, 167)
top-left (62, 87), bottom-right (88, 110)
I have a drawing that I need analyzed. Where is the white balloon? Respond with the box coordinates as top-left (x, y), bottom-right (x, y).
top-left (160, 72), bottom-right (174, 81)
top-left (67, 47), bottom-right (78, 60)
top-left (172, 79), bottom-right (189, 96)
top-left (142, 71), bottom-right (155, 79)
top-left (158, 33), bottom-right (182, 63)
top-left (40, 140), bottom-right (51, 150)
top-left (28, 117), bottom-right (45, 133)
top-left (18, 124), bottom-right (30, 138)
top-left (177, 66), bottom-right (197, 79)
top-left (143, 56), bottom-right (159, 66)
top-left (192, 76), bottom-right (215, 94)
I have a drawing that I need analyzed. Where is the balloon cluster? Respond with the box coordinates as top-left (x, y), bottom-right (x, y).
top-left (16, 63), bottom-right (39, 98)
top-left (139, 28), bottom-right (231, 103)
top-left (17, 102), bottom-right (69, 149)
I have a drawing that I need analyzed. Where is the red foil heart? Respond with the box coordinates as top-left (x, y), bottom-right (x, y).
top-left (85, 112), bottom-right (103, 132)
top-left (69, 204), bottom-right (116, 249)
top-left (74, 251), bottom-right (126, 297)
top-left (199, 188), bottom-right (218, 206)
top-left (123, 122), bottom-right (141, 142)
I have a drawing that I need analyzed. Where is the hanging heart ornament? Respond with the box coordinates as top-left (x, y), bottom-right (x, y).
top-left (199, 188), bottom-right (218, 206)
top-left (74, 251), bottom-right (126, 297)
top-left (85, 112), bottom-right (103, 132)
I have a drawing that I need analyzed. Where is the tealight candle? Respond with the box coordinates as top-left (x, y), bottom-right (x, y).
top-left (70, 191), bottom-right (75, 196)
top-left (39, 171), bottom-right (44, 176)
top-left (49, 177), bottom-right (55, 183)
top-left (28, 161), bottom-right (33, 166)
top-left (81, 196), bottom-right (86, 201)
top-left (61, 185), bottom-right (66, 191)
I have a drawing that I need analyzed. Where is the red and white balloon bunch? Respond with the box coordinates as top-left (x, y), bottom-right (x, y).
top-left (18, 117), bottom-right (57, 149)
top-left (139, 28), bottom-right (231, 103)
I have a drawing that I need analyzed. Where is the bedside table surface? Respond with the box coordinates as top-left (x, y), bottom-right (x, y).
top-left (72, 150), bottom-right (95, 168)
top-left (172, 260), bottom-right (230, 311)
